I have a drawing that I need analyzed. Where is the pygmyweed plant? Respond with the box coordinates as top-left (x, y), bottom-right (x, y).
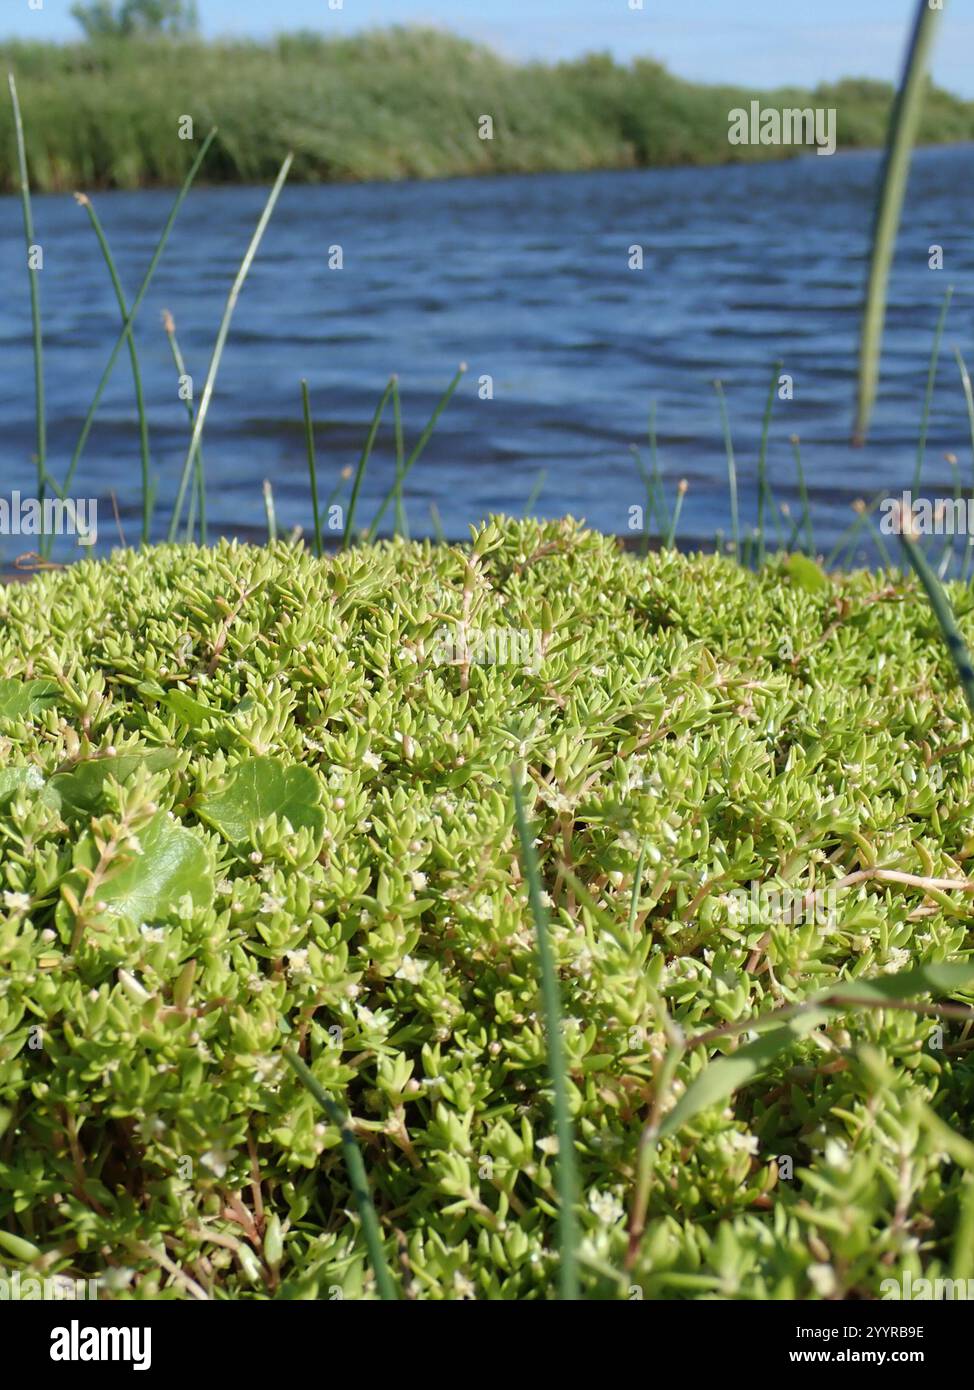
top-left (1, 518), bottom-right (973, 1300)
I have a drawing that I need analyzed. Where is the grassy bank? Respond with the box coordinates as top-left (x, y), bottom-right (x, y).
top-left (2, 517), bottom-right (974, 1298)
top-left (2, 27), bottom-right (974, 191)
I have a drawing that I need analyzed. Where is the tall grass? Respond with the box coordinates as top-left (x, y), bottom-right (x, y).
top-left (168, 153), bottom-right (294, 541)
top-left (853, 0), bottom-right (945, 445)
top-left (2, 30), bottom-right (973, 193)
top-left (511, 773), bottom-right (580, 1300)
top-left (7, 74), bottom-right (45, 506)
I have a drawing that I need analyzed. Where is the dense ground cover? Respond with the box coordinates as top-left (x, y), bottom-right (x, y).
top-left (1, 28), bottom-right (973, 191)
top-left (1, 517), bottom-right (974, 1299)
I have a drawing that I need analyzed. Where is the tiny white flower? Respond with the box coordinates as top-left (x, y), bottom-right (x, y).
top-left (285, 949), bottom-right (311, 980)
top-left (394, 955), bottom-right (429, 985)
top-left (588, 1188), bottom-right (624, 1224)
top-left (807, 1263), bottom-right (837, 1297)
top-left (201, 1148), bottom-right (237, 1179)
top-left (537, 1135), bottom-right (560, 1156)
top-left (3, 891), bottom-right (31, 913)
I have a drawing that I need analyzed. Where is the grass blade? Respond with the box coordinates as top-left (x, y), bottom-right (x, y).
top-left (661, 960), bottom-right (974, 1144)
top-left (853, 0), bottom-right (943, 444)
top-left (511, 772), bottom-right (579, 1300)
top-left (714, 379), bottom-right (739, 561)
top-left (301, 380), bottom-right (323, 557)
top-left (391, 376), bottom-right (408, 539)
top-left (342, 376), bottom-right (396, 548)
top-left (899, 512), bottom-right (974, 715)
top-left (8, 73), bottom-right (46, 504)
top-left (283, 1048), bottom-right (397, 1301)
top-left (429, 502), bottom-right (446, 543)
top-left (262, 479), bottom-right (277, 544)
top-left (664, 479), bottom-right (688, 549)
top-left (162, 310), bottom-right (206, 544)
top-left (755, 361), bottom-right (782, 565)
top-left (912, 284), bottom-right (953, 493)
top-left (789, 433), bottom-right (815, 555)
top-left (953, 347), bottom-right (974, 583)
top-left (169, 153), bottom-right (293, 541)
top-left (75, 194), bottom-right (152, 543)
top-left (56, 128), bottom-right (218, 541)
top-left (524, 468), bottom-right (547, 517)
top-left (365, 364), bottom-right (467, 541)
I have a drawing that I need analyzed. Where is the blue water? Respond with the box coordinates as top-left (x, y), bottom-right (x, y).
top-left (0, 144), bottom-right (972, 558)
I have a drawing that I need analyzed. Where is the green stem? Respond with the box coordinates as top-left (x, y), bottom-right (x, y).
top-left (170, 153), bottom-right (293, 541)
top-left (283, 1049), bottom-right (397, 1301)
top-left (76, 194), bottom-right (152, 543)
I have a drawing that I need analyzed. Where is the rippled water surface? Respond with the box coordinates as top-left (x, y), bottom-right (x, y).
top-left (1, 144), bottom-right (972, 555)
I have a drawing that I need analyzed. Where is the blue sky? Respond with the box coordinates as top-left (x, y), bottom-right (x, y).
top-left (8, 0), bottom-right (973, 97)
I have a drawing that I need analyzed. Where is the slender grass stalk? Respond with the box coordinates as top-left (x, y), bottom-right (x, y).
top-left (756, 361), bottom-right (782, 566)
top-left (365, 364), bottom-right (467, 541)
top-left (169, 153), bottom-right (293, 541)
top-left (714, 379), bottom-right (739, 562)
top-left (912, 284), bottom-right (953, 494)
top-left (511, 772), bottom-right (579, 1301)
top-left (390, 377), bottom-right (408, 539)
top-left (648, 401), bottom-right (670, 535)
top-left (853, 0), bottom-right (943, 445)
top-left (954, 348), bottom-right (974, 584)
top-left (524, 469), bottom-right (547, 516)
top-left (55, 127), bottom-right (218, 549)
top-left (429, 502), bottom-right (446, 543)
top-left (629, 446), bottom-right (659, 556)
top-left (162, 310), bottom-right (206, 545)
top-left (262, 480), bottom-right (277, 543)
top-left (283, 1049), bottom-right (397, 1301)
top-left (865, 508), bottom-right (896, 572)
top-left (825, 491), bottom-right (887, 570)
top-left (664, 480), bottom-right (688, 549)
top-left (8, 73), bottom-right (46, 505)
top-left (300, 380), bottom-right (323, 557)
top-left (900, 518), bottom-right (974, 716)
top-left (626, 1017), bottom-right (685, 1270)
top-left (74, 194), bottom-right (152, 543)
top-left (343, 376), bottom-right (396, 548)
top-left (789, 433), bottom-right (814, 555)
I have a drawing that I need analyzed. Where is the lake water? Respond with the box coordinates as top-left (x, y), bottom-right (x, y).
top-left (0, 144), bottom-right (972, 558)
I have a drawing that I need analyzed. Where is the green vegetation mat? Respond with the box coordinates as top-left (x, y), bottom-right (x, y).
top-left (3, 28), bottom-right (974, 191)
top-left (2, 517), bottom-right (974, 1299)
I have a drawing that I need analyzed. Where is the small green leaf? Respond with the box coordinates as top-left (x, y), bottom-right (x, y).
top-left (659, 1009), bottom-right (829, 1141)
top-left (0, 677), bottom-right (60, 721)
top-left (784, 553), bottom-right (829, 594)
top-left (45, 748), bottom-right (180, 818)
top-left (195, 756), bottom-right (324, 848)
top-left (87, 810), bottom-right (213, 924)
top-left (163, 689), bottom-right (215, 727)
top-left (0, 765), bottom-right (45, 808)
